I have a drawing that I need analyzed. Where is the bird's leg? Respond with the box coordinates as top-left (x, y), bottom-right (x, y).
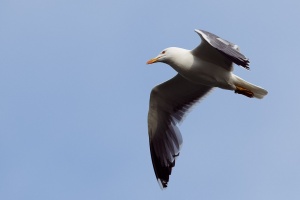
top-left (235, 86), bottom-right (254, 98)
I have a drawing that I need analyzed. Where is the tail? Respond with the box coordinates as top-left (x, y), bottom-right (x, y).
top-left (232, 74), bottom-right (268, 99)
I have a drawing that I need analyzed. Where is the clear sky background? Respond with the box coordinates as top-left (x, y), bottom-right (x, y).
top-left (1, 0), bottom-right (300, 199)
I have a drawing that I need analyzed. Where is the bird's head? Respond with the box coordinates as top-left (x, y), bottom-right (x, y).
top-left (146, 47), bottom-right (182, 65)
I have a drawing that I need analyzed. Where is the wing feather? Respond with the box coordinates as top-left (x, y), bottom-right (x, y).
top-left (148, 74), bottom-right (212, 188)
top-left (193, 29), bottom-right (250, 70)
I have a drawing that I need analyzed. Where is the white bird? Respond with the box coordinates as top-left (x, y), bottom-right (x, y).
top-left (146, 29), bottom-right (268, 188)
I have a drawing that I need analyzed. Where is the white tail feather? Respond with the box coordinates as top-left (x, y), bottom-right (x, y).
top-left (232, 74), bottom-right (268, 99)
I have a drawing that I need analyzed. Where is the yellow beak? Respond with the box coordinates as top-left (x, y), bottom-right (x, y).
top-left (146, 57), bottom-right (159, 64)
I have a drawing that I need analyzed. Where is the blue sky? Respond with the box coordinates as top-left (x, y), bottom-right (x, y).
top-left (1, 0), bottom-right (300, 199)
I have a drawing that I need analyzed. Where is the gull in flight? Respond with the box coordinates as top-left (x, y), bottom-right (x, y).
top-left (146, 29), bottom-right (268, 188)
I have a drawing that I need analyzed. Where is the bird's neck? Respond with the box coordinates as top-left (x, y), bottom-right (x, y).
top-left (167, 49), bottom-right (194, 73)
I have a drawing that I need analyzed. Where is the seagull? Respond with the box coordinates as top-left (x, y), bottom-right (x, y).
top-left (146, 29), bottom-right (268, 188)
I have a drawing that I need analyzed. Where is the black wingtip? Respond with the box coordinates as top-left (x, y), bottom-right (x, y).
top-left (243, 59), bottom-right (250, 70)
top-left (243, 63), bottom-right (250, 70)
top-left (158, 178), bottom-right (168, 189)
top-left (150, 142), bottom-right (175, 189)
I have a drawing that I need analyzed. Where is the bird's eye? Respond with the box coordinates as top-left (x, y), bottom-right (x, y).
top-left (161, 50), bottom-right (166, 54)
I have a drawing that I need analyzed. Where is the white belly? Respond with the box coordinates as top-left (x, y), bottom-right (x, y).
top-left (175, 60), bottom-right (235, 90)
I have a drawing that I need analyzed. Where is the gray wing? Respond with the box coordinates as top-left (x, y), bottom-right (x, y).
top-left (148, 74), bottom-right (212, 188)
top-left (193, 29), bottom-right (250, 70)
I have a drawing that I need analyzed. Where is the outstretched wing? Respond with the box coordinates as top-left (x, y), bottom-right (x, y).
top-left (148, 74), bottom-right (212, 188)
top-left (193, 29), bottom-right (250, 70)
